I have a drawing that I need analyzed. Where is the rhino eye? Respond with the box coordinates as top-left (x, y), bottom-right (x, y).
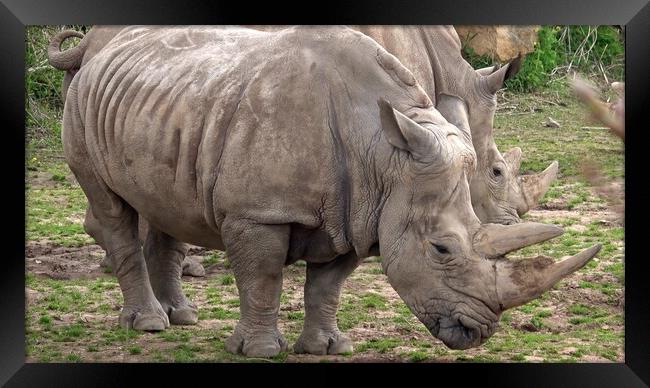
top-left (432, 243), bottom-right (449, 255)
top-left (492, 167), bottom-right (503, 177)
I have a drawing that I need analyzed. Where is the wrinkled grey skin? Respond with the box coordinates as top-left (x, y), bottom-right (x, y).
top-left (49, 25), bottom-right (556, 276)
top-left (60, 26), bottom-right (600, 357)
top-left (50, 26), bottom-right (206, 276)
top-left (50, 25), bottom-right (557, 227)
top-left (353, 26), bottom-right (559, 225)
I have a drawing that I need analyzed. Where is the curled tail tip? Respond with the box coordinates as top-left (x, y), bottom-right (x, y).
top-left (48, 29), bottom-right (86, 70)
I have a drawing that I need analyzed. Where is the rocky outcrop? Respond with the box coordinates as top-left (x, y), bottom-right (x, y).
top-left (455, 26), bottom-right (540, 62)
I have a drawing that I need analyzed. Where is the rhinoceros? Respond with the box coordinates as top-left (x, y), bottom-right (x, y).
top-left (49, 25), bottom-right (557, 226)
top-left (352, 26), bottom-right (559, 224)
top-left (60, 25), bottom-right (600, 357)
top-left (48, 25), bottom-right (558, 278)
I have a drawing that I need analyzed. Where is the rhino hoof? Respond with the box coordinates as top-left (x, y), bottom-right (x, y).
top-left (169, 305), bottom-right (199, 325)
top-left (120, 303), bottom-right (170, 331)
top-left (120, 311), bottom-right (169, 331)
top-left (225, 327), bottom-right (288, 358)
top-left (181, 257), bottom-right (205, 277)
top-left (294, 330), bottom-right (353, 355)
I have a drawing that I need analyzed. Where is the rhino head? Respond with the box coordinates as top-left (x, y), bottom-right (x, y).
top-left (438, 56), bottom-right (558, 224)
top-left (376, 98), bottom-right (599, 349)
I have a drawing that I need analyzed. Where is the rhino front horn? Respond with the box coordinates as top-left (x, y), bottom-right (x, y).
top-left (517, 160), bottom-right (559, 216)
top-left (495, 244), bottom-right (602, 309)
top-left (474, 222), bottom-right (564, 259)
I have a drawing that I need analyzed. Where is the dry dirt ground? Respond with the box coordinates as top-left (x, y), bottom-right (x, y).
top-left (25, 88), bottom-right (625, 363)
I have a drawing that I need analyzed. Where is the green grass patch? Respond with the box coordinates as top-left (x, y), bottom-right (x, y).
top-left (220, 274), bottom-right (235, 286)
top-left (356, 338), bottom-right (402, 354)
top-left (361, 293), bottom-right (388, 310)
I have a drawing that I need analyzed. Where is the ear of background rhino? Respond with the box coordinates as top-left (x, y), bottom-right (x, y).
top-left (484, 54), bottom-right (524, 94)
top-left (378, 98), bottom-right (439, 161)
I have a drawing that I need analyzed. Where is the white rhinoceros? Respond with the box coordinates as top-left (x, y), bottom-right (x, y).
top-left (60, 26), bottom-right (600, 357)
top-left (49, 25), bottom-right (559, 278)
top-left (49, 25), bottom-right (558, 227)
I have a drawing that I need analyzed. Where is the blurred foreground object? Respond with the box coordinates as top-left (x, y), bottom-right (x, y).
top-left (572, 75), bottom-right (625, 141)
top-left (572, 75), bottom-right (625, 221)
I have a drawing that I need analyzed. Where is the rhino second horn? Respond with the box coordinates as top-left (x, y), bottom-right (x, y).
top-left (474, 222), bottom-right (564, 259)
top-left (503, 147), bottom-right (522, 174)
top-left (517, 160), bottom-right (559, 216)
top-left (495, 244), bottom-right (602, 310)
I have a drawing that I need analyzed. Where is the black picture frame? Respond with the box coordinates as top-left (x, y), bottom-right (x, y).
top-left (2, 0), bottom-right (648, 386)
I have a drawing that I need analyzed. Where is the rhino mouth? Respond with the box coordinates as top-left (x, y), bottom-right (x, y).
top-left (427, 315), bottom-right (497, 350)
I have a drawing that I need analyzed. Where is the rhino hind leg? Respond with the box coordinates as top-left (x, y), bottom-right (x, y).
top-left (80, 197), bottom-right (169, 331)
top-left (83, 206), bottom-right (114, 269)
top-left (222, 219), bottom-right (289, 358)
top-left (294, 253), bottom-right (360, 355)
top-left (87, 209), bottom-right (202, 278)
top-left (143, 227), bottom-right (198, 325)
top-left (64, 81), bottom-right (168, 331)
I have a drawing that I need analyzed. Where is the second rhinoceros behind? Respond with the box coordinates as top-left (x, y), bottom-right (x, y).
top-left (63, 26), bottom-right (600, 357)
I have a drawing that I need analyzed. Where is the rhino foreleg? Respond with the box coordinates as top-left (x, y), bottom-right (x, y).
top-left (222, 219), bottom-right (289, 358)
top-left (293, 252), bottom-right (360, 355)
top-left (143, 227), bottom-right (198, 325)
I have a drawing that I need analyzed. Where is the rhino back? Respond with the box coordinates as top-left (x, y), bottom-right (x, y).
top-left (71, 26), bottom-right (430, 257)
top-left (355, 26), bottom-right (479, 104)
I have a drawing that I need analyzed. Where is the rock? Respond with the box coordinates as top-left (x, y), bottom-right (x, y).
top-left (560, 347), bottom-right (580, 355)
top-left (455, 25), bottom-right (540, 62)
top-left (567, 224), bottom-right (587, 233)
top-left (519, 322), bottom-right (539, 332)
top-left (544, 117), bottom-right (561, 128)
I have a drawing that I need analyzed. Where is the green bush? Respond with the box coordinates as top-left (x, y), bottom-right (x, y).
top-left (557, 26), bottom-right (624, 81)
top-left (505, 27), bottom-right (560, 92)
top-left (462, 25), bottom-right (624, 92)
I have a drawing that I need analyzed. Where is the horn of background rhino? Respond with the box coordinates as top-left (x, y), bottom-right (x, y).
top-left (495, 244), bottom-right (601, 309)
top-left (517, 161), bottom-right (559, 215)
top-left (474, 222), bottom-right (564, 258)
top-left (48, 30), bottom-right (86, 70)
top-left (503, 147), bottom-right (523, 173)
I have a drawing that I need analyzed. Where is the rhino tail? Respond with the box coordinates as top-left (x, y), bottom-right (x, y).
top-left (48, 29), bottom-right (87, 71)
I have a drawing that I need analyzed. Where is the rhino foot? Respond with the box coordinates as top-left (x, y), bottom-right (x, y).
top-left (294, 328), bottom-right (353, 355)
top-left (181, 257), bottom-right (205, 277)
top-left (225, 325), bottom-right (288, 358)
top-left (119, 300), bottom-right (170, 331)
top-left (160, 300), bottom-right (198, 325)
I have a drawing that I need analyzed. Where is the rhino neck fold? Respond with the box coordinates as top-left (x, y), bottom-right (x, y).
top-left (416, 27), bottom-right (478, 106)
top-left (324, 88), bottom-right (395, 260)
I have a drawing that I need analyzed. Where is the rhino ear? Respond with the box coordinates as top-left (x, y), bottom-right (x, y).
top-left (378, 98), bottom-right (438, 161)
top-left (484, 53), bottom-right (523, 94)
top-left (476, 65), bottom-right (497, 76)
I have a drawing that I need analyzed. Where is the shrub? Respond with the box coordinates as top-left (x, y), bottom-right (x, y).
top-left (461, 25), bottom-right (624, 92)
top-left (505, 26), bottom-right (560, 92)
